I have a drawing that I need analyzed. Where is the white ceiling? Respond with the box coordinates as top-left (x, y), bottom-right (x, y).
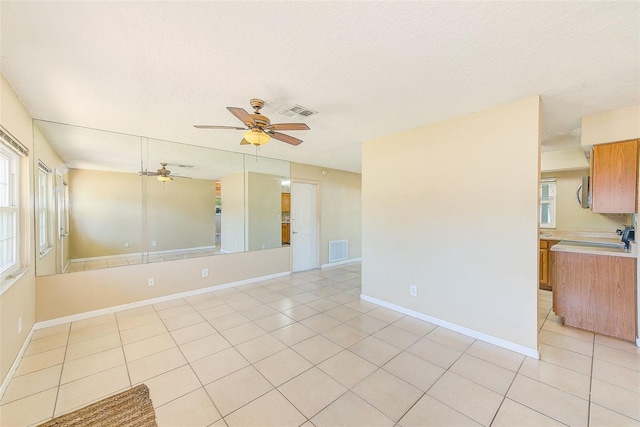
top-left (1, 1), bottom-right (639, 173)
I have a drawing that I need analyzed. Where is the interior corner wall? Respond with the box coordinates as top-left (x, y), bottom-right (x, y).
top-left (361, 97), bottom-right (541, 353)
top-left (0, 73), bottom-right (36, 385)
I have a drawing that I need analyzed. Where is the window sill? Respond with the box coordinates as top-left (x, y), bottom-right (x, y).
top-left (0, 268), bottom-right (31, 297)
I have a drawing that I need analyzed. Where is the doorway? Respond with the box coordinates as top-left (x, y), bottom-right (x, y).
top-left (291, 182), bottom-right (318, 272)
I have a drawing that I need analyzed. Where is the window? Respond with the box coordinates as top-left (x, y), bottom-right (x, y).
top-left (0, 145), bottom-right (19, 277)
top-left (540, 178), bottom-right (556, 229)
top-left (58, 178), bottom-right (69, 239)
top-left (38, 161), bottom-right (53, 256)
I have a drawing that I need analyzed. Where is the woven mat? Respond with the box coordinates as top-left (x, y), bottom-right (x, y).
top-left (39, 384), bottom-right (157, 427)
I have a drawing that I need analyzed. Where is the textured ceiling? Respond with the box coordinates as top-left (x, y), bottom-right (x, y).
top-left (1, 1), bottom-right (639, 173)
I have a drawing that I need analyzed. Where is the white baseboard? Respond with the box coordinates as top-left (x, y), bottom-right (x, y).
top-left (0, 326), bottom-right (35, 400)
top-left (321, 257), bottom-right (362, 269)
top-left (360, 293), bottom-right (540, 359)
top-left (70, 245), bottom-right (218, 263)
top-left (34, 270), bottom-right (290, 330)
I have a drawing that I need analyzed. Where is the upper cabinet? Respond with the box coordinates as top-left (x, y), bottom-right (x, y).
top-left (590, 139), bottom-right (639, 214)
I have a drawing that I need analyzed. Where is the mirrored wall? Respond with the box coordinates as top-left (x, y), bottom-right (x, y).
top-left (33, 120), bottom-right (291, 276)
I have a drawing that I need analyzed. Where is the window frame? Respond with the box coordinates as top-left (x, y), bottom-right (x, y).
top-left (38, 161), bottom-right (54, 257)
top-left (0, 144), bottom-right (20, 278)
top-left (539, 178), bottom-right (557, 229)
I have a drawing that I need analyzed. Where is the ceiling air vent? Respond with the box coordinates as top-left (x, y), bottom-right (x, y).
top-left (279, 105), bottom-right (318, 118)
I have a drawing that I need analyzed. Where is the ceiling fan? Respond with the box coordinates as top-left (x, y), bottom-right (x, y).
top-left (140, 162), bottom-right (190, 182)
top-left (194, 99), bottom-right (310, 146)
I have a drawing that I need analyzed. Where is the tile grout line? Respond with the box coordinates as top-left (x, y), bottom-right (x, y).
top-left (586, 331), bottom-right (596, 427)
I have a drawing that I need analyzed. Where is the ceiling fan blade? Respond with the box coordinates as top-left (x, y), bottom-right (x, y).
top-left (194, 125), bottom-right (246, 130)
top-left (268, 131), bottom-right (303, 146)
top-left (140, 171), bottom-right (160, 176)
top-left (240, 138), bottom-right (251, 145)
top-left (268, 123), bottom-right (310, 131)
top-left (227, 107), bottom-right (256, 127)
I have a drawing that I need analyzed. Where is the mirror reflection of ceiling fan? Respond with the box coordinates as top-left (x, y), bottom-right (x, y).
top-left (140, 162), bottom-right (191, 182)
top-left (194, 98), bottom-right (310, 146)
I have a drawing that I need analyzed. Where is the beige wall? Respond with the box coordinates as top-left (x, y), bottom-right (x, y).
top-left (68, 169), bottom-right (218, 258)
top-left (247, 172), bottom-right (282, 251)
top-left (36, 247), bottom-right (291, 321)
top-left (290, 163), bottom-right (362, 265)
top-left (221, 173), bottom-right (245, 253)
top-left (68, 169), bottom-right (143, 258)
top-left (361, 97), bottom-right (540, 354)
top-left (146, 176), bottom-right (216, 251)
top-left (0, 74), bottom-right (36, 384)
top-left (542, 169), bottom-right (631, 232)
top-left (581, 105), bottom-right (640, 147)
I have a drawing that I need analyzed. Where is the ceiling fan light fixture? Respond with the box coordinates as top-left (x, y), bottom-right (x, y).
top-left (243, 129), bottom-right (271, 146)
top-left (157, 175), bottom-right (173, 183)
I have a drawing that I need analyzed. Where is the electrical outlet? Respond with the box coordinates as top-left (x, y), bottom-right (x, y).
top-left (202, 268), bottom-right (208, 278)
top-left (410, 285), bottom-right (417, 296)
top-left (18, 316), bottom-right (22, 334)
top-left (125, 242), bottom-right (130, 248)
top-left (152, 240), bottom-right (157, 247)
top-left (147, 277), bottom-right (155, 287)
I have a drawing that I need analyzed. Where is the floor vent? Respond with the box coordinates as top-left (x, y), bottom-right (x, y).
top-left (329, 240), bottom-right (348, 263)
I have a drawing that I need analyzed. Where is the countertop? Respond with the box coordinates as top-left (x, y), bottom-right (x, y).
top-left (542, 229), bottom-right (636, 258)
top-left (540, 229), bottom-right (620, 242)
top-left (551, 240), bottom-right (637, 258)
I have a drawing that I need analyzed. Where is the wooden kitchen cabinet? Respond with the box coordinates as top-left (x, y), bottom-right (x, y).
top-left (281, 193), bottom-right (291, 212)
top-left (591, 139), bottom-right (639, 213)
top-left (553, 251), bottom-right (637, 341)
top-left (282, 223), bottom-right (290, 244)
top-left (539, 239), bottom-right (559, 290)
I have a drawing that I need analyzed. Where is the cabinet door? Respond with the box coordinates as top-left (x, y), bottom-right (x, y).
top-left (554, 251), bottom-right (637, 341)
top-left (594, 256), bottom-right (637, 340)
top-left (539, 248), bottom-right (549, 288)
top-left (591, 140), bottom-right (638, 213)
top-left (281, 193), bottom-right (291, 212)
top-left (553, 252), bottom-right (598, 332)
top-left (282, 223), bottom-right (290, 244)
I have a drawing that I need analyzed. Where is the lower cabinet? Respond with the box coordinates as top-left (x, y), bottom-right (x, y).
top-left (553, 251), bottom-right (637, 341)
top-left (539, 240), bottom-right (559, 290)
top-left (282, 223), bottom-right (290, 245)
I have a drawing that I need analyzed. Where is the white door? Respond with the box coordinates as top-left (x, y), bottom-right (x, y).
top-left (291, 182), bottom-right (318, 272)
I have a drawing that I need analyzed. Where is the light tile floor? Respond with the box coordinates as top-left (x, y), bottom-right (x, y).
top-left (1, 263), bottom-right (639, 426)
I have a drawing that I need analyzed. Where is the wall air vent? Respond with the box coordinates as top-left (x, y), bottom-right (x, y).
top-left (329, 240), bottom-right (348, 263)
top-left (279, 105), bottom-right (318, 118)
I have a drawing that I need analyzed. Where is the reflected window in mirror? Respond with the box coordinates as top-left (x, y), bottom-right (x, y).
top-left (58, 178), bottom-right (69, 239)
top-left (540, 178), bottom-right (556, 229)
top-left (38, 161), bottom-right (54, 257)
